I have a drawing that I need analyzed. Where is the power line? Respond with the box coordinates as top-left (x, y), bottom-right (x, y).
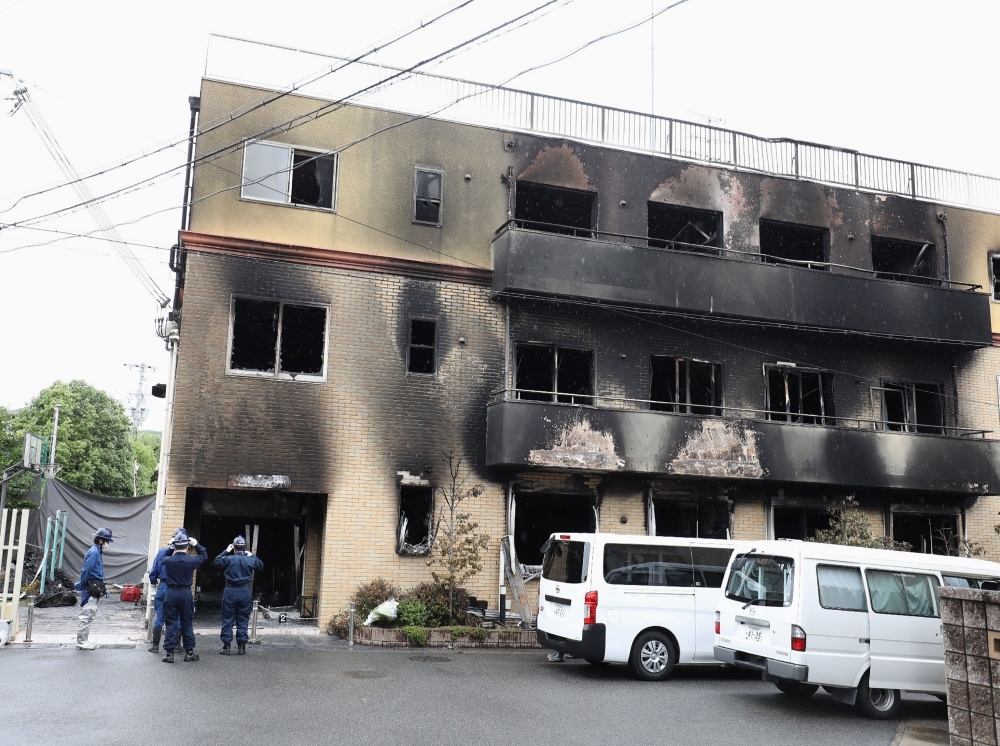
top-left (0, 0), bottom-right (561, 232)
top-left (0, 0), bottom-right (481, 213)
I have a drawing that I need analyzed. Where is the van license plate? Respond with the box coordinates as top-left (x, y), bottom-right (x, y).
top-left (553, 606), bottom-right (566, 618)
top-left (744, 627), bottom-right (762, 643)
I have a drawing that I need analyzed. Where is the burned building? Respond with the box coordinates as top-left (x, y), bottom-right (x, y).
top-left (159, 37), bottom-right (1000, 624)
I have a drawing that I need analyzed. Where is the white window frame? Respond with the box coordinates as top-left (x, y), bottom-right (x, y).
top-left (412, 165), bottom-right (444, 227)
top-left (989, 252), bottom-right (1000, 303)
top-left (240, 140), bottom-right (339, 212)
top-left (225, 295), bottom-right (330, 383)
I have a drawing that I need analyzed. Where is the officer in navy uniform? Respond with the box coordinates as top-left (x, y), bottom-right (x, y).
top-left (147, 528), bottom-right (184, 654)
top-left (214, 535), bottom-right (264, 655)
top-left (160, 530), bottom-right (208, 663)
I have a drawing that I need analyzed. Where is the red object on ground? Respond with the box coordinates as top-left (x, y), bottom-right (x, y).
top-left (120, 585), bottom-right (141, 602)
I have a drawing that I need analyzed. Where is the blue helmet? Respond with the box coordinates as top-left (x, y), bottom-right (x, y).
top-left (233, 535), bottom-right (247, 549)
top-left (95, 527), bottom-right (114, 543)
top-left (171, 529), bottom-right (191, 548)
top-left (170, 527), bottom-right (186, 540)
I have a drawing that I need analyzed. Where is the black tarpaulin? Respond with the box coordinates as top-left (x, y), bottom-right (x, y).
top-left (27, 479), bottom-right (154, 586)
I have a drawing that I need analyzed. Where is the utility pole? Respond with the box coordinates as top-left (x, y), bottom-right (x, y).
top-left (124, 363), bottom-right (155, 433)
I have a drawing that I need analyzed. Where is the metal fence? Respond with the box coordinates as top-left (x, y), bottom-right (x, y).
top-left (205, 35), bottom-right (1000, 215)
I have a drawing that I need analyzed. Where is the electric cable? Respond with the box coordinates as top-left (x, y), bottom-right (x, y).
top-left (0, 0), bottom-right (481, 211)
top-left (0, 0), bottom-right (557, 229)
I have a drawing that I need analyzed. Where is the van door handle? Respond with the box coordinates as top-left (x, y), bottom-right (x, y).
top-left (860, 639), bottom-right (870, 644)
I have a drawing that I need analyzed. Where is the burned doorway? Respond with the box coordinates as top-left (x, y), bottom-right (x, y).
top-left (510, 490), bottom-right (596, 572)
top-left (184, 488), bottom-right (326, 613)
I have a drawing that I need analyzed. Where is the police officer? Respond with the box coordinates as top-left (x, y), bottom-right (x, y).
top-left (147, 528), bottom-right (184, 654)
top-left (75, 527), bottom-right (113, 650)
top-left (160, 530), bottom-right (207, 663)
top-left (215, 536), bottom-right (263, 655)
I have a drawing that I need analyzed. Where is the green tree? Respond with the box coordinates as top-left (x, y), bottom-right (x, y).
top-left (810, 496), bottom-right (911, 551)
top-left (0, 406), bottom-right (38, 508)
top-left (12, 380), bottom-right (135, 497)
top-left (426, 452), bottom-right (490, 625)
top-left (132, 431), bottom-right (161, 495)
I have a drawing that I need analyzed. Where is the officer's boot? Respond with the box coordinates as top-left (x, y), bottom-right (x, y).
top-left (162, 649), bottom-right (174, 663)
top-left (184, 650), bottom-right (200, 662)
top-left (148, 627), bottom-right (162, 653)
top-left (221, 642), bottom-right (231, 655)
top-left (237, 641), bottom-right (246, 655)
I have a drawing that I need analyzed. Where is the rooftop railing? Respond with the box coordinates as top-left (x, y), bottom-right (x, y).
top-left (206, 34), bottom-right (1000, 215)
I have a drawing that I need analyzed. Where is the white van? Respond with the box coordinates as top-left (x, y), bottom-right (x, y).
top-left (536, 532), bottom-right (735, 680)
top-left (714, 540), bottom-right (1000, 718)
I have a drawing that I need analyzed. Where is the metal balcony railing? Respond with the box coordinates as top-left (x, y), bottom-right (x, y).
top-left (206, 34), bottom-right (1000, 215)
top-left (489, 389), bottom-right (994, 439)
top-left (496, 220), bottom-right (983, 291)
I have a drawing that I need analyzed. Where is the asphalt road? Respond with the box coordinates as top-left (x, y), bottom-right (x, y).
top-left (4, 640), bottom-right (943, 746)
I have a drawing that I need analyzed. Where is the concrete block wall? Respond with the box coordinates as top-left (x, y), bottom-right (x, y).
top-left (940, 586), bottom-right (1000, 746)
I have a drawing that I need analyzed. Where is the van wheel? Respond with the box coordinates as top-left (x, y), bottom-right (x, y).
top-left (629, 631), bottom-right (677, 681)
top-left (856, 674), bottom-right (901, 719)
top-left (774, 680), bottom-right (819, 697)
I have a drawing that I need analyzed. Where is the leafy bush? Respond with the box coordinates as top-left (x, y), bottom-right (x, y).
top-left (351, 578), bottom-right (399, 624)
top-left (469, 627), bottom-right (486, 641)
top-left (403, 626), bottom-right (427, 646)
top-left (450, 626), bottom-right (471, 640)
top-left (327, 611), bottom-right (350, 638)
top-left (401, 582), bottom-right (469, 627)
top-left (396, 598), bottom-right (428, 628)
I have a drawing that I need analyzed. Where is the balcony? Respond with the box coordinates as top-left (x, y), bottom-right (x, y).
top-left (485, 394), bottom-right (1000, 495)
top-left (491, 225), bottom-right (992, 346)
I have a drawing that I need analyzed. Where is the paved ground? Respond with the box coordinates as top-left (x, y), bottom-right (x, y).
top-left (1, 641), bottom-right (946, 746)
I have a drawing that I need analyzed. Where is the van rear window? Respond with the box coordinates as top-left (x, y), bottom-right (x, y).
top-left (725, 554), bottom-right (794, 607)
top-left (603, 544), bottom-right (694, 587)
top-left (542, 540), bottom-right (588, 584)
top-left (943, 576), bottom-right (1000, 591)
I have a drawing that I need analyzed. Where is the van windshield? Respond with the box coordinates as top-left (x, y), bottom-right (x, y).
top-left (725, 554), bottom-right (794, 607)
top-left (542, 540), bottom-right (588, 584)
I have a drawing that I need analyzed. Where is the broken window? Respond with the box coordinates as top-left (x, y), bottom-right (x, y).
top-left (891, 512), bottom-right (958, 555)
top-left (513, 493), bottom-right (595, 567)
top-left (765, 365), bottom-right (835, 425)
top-left (759, 219), bottom-right (828, 269)
top-left (241, 140), bottom-right (337, 210)
top-left (990, 255), bottom-right (1000, 301)
top-left (871, 235), bottom-right (935, 284)
top-left (229, 297), bottom-right (327, 380)
top-left (647, 202), bottom-right (721, 253)
top-left (877, 381), bottom-right (944, 434)
top-left (652, 499), bottom-right (730, 539)
top-left (514, 181), bottom-right (595, 236)
top-left (515, 344), bottom-right (594, 404)
top-left (773, 507), bottom-right (833, 540)
top-left (649, 356), bottom-right (723, 415)
top-left (407, 319), bottom-right (437, 375)
top-left (397, 486), bottom-right (433, 555)
top-left (413, 167), bottom-right (443, 225)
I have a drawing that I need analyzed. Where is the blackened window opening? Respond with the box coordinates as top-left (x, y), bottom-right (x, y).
top-left (773, 507), bottom-right (833, 540)
top-left (514, 493), bottom-right (595, 566)
top-left (556, 348), bottom-right (593, 404)
top-left (991, 255), bottom-right (1000, 301)
top-left (398, 486), bottom-right (433, 553)
top-left (892, 512), bottom-right (958, 554)
top-left (648, 202), bottom-right (721, 252)
top-left (414, 169), bottom-right (442, 225)
top-left (871, 236), bottom-right (935, 284)
top-left (515, 344), bottom-right (594, 403)
top-left (653, 499), bottom-right (730, 539)
top-left (408, 319), bottom-right (436, 374)
top-left (280, 304), bottom-right (326, 376)
top-left (514, 181), bottom-right (595, 236)
top-left (766, 366), bottom-right (835, 425)
top-left (879, 381), bottom-right (944, 434)
top-left (290, 151), bottom-right (336, 208)
top-left (649, 356), bottom-right (723, 415)
top-left (230, 299), bottom-right (279, 372)
top-left (759, 219), bottom-right (828, 269)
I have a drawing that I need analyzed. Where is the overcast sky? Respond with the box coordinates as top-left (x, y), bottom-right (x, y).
top-left (2, 0), bottom-right (998, 431)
